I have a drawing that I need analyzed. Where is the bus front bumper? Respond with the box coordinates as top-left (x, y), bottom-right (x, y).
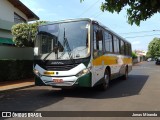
top-left (35, 72), bottom-right (91, 87)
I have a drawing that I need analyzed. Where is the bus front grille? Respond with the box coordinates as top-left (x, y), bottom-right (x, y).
top-left (45, 64), bottom-right (79, 71)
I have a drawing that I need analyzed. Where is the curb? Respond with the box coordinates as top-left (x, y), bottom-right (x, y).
top-left (0, 84), bottom-right (35, 92)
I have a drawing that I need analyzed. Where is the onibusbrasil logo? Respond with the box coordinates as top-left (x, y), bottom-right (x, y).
top-left (1, 112), bottom-right (42, 118)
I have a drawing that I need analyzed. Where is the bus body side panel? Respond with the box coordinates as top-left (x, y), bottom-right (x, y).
top-left (91, 54), bottom-right (118, 87)
top-left (76, 72), bottom-right (92, 87)
top-left (91, 59), bottom-right (105, 87)
top-left (91, 54), bottom-right (132, 87)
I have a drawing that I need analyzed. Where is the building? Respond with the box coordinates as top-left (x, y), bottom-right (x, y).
top-left (134, 50), bottom-right (147, 62)
top-left (135, 50), bottom-right (147, 56)
top-left (0, 0), bottom-right (39, 46)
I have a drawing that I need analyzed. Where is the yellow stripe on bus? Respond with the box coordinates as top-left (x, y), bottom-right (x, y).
top-left (123, 57), bottom-right (132, 64)
top-left (92, 55), bottom-right (132, 66)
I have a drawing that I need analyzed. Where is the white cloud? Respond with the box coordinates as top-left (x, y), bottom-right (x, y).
top-left (46, 13), bottom-right (57, 16)
top-left (132, 41), bottom-right (141, 45)
top-left (32, 8), bottom-right (45, 14)
top-left (20, 0), bottom-right (36, 7)
top-left (20, 0), bottom-right (45, 14)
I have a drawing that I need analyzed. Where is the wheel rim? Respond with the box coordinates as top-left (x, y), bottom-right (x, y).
top-left (104, 72), bottom-right (109, 87)
top-left (125, 69), bottom-right (128, 78)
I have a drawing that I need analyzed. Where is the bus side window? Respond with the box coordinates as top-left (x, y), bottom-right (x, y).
top-left (113, 36), bottom-right (120, 54)
top-left (93, 25), bottom-right (103, 58)
top-left (105, 31), bottom-right (113, 53)
top-left (125, 43), bottom-right (130, 56)
top-left (127, 43), bottom-right (132, 56)
top-left (129, 44), bottom-right (132, 56)
top-left (120, 40), bottom-right (125, 55)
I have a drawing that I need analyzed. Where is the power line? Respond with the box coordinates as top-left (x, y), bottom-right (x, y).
top-left (119, 30), bottom-right (160, 34)
top-left (78, 0), bottom-right (101, 17)
top-left (125, 34), bottom-right (160, 38)
top-left (93, 12), bottom-right (103, 18)
top-left (90, 11), bottom-right (100, 18)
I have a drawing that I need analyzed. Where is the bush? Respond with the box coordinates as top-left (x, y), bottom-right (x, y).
top-left (0, 60), bottom-right (33, 82)
top-left (12, 23), bottom-right (30, 47)
top-left (132, 52), bottom-right (137, 59)
top-left (11, 21), bottom-right (46, 47)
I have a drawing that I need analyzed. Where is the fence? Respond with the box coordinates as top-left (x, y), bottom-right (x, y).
top-left (0, 46), bottom-right (34, 82)
top-left (0, 46), bottom-right (33, 60)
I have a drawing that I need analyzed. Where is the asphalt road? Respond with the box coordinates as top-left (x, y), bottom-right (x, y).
top-left (0, 61), bottom-right (160, 120)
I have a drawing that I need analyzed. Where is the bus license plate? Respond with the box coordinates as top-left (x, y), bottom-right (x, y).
top-left (53, 79), bottom-right (63, 83)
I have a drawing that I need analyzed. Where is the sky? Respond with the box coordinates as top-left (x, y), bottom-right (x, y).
top-left (20, 0), bottom-right (160, 51)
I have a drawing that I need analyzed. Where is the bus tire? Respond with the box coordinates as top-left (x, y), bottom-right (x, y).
top-left (99, 69), bottom-right (110, 90)
top-left (123, 67), bottom-right (128, 80)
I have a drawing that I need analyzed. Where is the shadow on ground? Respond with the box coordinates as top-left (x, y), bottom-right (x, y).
top-left (0, 75), bottom-right (148, 111)
top-left (0, 88), bottom-right (63, 111)
top-left (51, 74), bottom-right (149, 99)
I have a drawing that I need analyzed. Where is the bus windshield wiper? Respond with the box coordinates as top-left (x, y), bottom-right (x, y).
top-left (43, 45), bottom-right (58, 61)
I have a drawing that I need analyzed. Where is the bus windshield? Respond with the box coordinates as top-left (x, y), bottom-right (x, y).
top-left (34, 21), bottom-right (90, 60)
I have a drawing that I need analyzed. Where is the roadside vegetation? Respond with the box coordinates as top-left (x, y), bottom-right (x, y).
top-left (11, 21), bottom-right (46, 47)
top-left (147, 37), bottom-right (160, 59)
top-left (0, 21), bottom-right (46, 82)
top-left (132, 52), bottom-right (137, 59)
top-left (0, 60), bottom-right (33, 82)
top-left (81, 0), bottom-right (160, 26)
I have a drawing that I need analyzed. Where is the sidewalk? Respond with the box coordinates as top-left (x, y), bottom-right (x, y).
top-left (133, 61), bottom-right (144, 66)
top-left (0, 78), bottom-right (34, 92)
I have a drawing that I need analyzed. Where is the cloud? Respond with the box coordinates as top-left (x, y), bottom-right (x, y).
top-left (20, 0), bottom-right (36, 7)
top-left (132, 41), bottom-right (141, 45)
top-left (46, 13), bottom-right (57, 16)
top-left (20, 0), bottom-right (45, 14)
top-left (32, 8), bottom-right (45, 14)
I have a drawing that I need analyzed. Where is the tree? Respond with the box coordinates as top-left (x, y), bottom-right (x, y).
top-left (80, 0), bottom-right (160, 26)
top-left (146, 52), bottom-right (152, 59)
top-left (12, 21), bottom-right (46, 47)
top-left (132, 51), bottom-right (137, 59)
top-left (148, 37), bottom-right (160, 58)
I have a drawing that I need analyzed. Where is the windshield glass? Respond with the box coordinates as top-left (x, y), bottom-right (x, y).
top-left (34, 21), bottom-right (90, 60)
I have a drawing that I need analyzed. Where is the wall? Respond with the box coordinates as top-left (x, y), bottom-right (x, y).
top-left (14, 7), bottom-right (28, 22)
top-left (133, 58), bottom-right (138, 64)
top-left (0, 0), bottom-right (13, 22)
top-left (0, 46), bottom-right (33, 60)
top-left (0, 29), bottom-right (13, 38)
top-left (0, 0), bottom-right (28, 22)
top-left (0, 0), bottom-right (28, 41)
top-left (0, 45), bottom-right (34, 81)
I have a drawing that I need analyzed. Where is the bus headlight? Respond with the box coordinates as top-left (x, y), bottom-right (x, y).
top-left (76, 67), bottom-right (91, 77)
top-left (33, 69), bottom-right (41, 77)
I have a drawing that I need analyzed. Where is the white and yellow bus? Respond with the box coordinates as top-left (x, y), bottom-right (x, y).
top-left (33, 18), bottom-right (132, 90)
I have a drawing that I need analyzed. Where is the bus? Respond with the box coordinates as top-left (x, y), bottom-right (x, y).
top-left (33, 18), bottom-right (132, 90)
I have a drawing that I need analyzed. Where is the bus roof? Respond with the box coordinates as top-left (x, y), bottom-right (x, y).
top-left (90, 19), bottom-right (131, 44)
top-left (40, 18), bottom-right (91, 25)
top-left (39, 18), bottom-right (131, 44)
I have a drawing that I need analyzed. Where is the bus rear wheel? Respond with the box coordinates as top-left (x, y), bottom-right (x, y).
top-left (99, 69), bottom-right (110, 90)
top-left (123, 67), bottom-right (128, 80)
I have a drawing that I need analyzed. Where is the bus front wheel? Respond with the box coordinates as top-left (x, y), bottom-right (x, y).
top-left (99, 69), bottom-right (110, 90)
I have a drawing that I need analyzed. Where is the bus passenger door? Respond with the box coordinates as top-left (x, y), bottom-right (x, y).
top-left (92, 25), bottom-right (104, 86)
